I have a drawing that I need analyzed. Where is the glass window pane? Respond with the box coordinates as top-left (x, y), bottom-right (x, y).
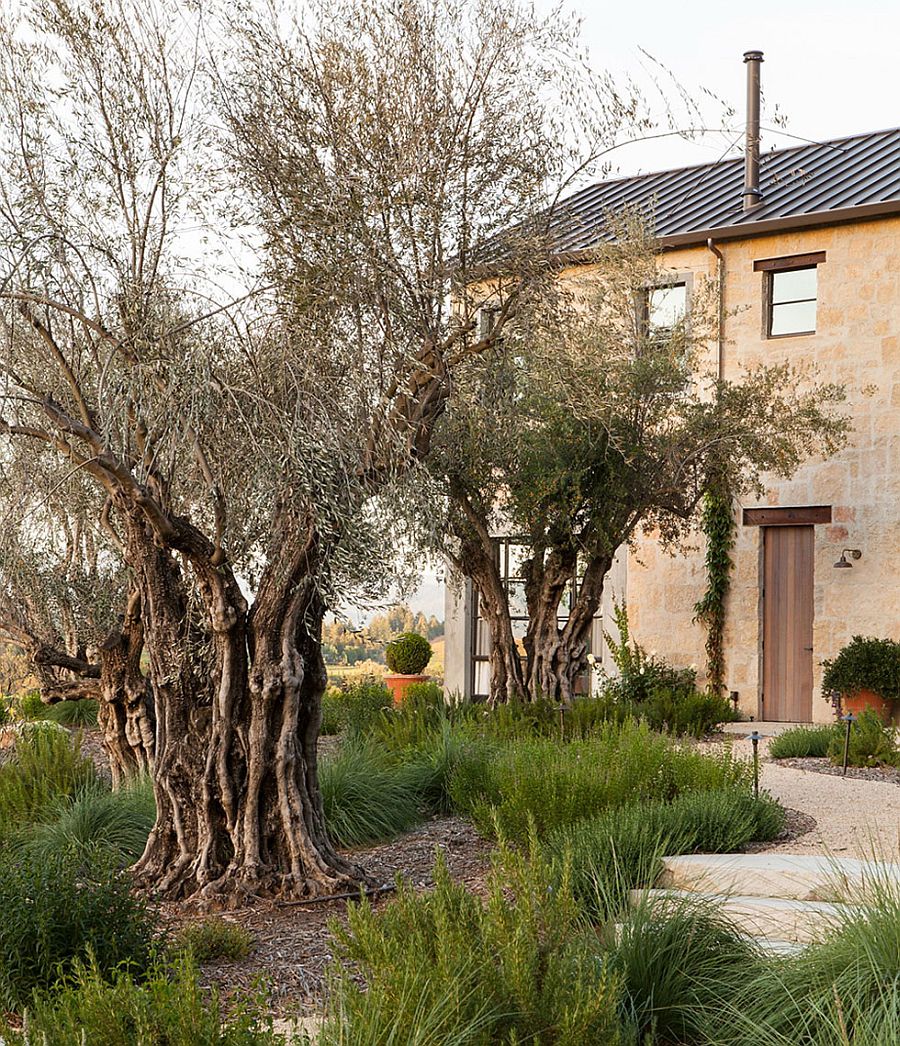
top-left (771, 300), bottom-right (816, 336)
top-left (506, 544), bottom-right (529, 580)
top-left (772, 267), bottom-right (816, 304)
top-left (507, 581), bottom-right (527, 616)
top-left (474, 661), bottom-right (491, 696)
top-left (475, 617), bottom-right (491, 656)
top-left (648, 284), bottom-right (686, 330)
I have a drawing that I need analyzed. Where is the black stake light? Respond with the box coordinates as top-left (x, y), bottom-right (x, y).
top-left (748, 730), bottom-right (763, 798)
top-left (840, 713), bottom-right (857, 776)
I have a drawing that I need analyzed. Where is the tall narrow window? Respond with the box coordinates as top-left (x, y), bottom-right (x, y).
top-left (755, 252), bottom-right (825, 338)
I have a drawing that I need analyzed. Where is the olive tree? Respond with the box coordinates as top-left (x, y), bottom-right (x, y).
top-left (0, 0), bottom-right (643, 901)
top-left (428, 227), bottom-right (851, 704)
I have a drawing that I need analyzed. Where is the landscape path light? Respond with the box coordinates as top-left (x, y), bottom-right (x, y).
top-left (748, 730), bottom-right (764, 798)
top-left (840, 712), bottom-right (857, 776)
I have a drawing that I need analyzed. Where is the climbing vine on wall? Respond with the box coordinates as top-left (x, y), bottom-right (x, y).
top-left (693, 486), bottom-right (736, 694)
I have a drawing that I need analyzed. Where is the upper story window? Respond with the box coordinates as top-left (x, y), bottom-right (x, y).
top-left (755, 252), bottom-right (826, 338)
top-left (646, 282), bottom-right (687, 334)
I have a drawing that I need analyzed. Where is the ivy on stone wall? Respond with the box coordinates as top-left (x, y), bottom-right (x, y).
top-left (693, 486), bottom-right (736, 694)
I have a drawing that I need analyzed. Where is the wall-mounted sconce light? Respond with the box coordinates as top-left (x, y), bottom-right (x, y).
top-left (834, 548), bottom-right (862, 569)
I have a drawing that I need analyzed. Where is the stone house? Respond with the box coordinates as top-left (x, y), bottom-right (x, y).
top-left (444, 55), bottom-right (900, 722)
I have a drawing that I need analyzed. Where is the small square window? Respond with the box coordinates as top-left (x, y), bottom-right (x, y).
top-left (768, 266), bottom-right (817, 337)
top-left (646, 283), bottom-right (687, 333)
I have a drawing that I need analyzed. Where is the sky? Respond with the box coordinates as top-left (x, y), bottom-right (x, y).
top-left (547, 0), bottom-right (900, 179)
top-left (402, 0), bottom-right (900, 624)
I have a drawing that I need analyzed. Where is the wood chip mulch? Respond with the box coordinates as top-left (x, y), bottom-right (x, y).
top-left (160, 815), bottom-right (492, 1017)
top-left (772, 757), bottom-right (900, 785)
top-left (740, 806), bottom-right (817, 853)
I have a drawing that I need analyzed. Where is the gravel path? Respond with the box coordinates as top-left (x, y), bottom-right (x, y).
top-left (759, 757), bottom-right (900, 861)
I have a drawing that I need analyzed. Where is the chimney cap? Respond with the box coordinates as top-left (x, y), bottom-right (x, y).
top-left (743, 50), bottom-right (764, 62)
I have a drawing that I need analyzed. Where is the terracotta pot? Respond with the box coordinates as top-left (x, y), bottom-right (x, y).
top-left (384, 673), bottom-right (429, 706)
top-left (840, 688), bottom-right (893, 723)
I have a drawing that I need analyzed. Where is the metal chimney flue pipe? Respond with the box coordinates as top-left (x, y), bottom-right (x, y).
top-left (742, 50), bottom-right (764, 211)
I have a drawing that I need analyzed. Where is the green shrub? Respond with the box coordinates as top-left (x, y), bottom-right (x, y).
top-left (44, 698), bottom-right (100, 727)
top-left (1, 955), bottom-right (283, 1045)
top-left (601, 602), bottom-right (697, 706)
top-left (17, 689), bottom-right (46, 719)
top-left (0, 848), bottom-right (157, 1010)
top-left (319, 741), bottom-right (424, 847)
top-left (769, 723), bottom-right (837, 759)
top-left (548, 789), bottom-right (784, 921)
top-left (0, 725), bottom-right (98, 838)
top-left (12, 775), bottom-right (156, 864)
top-left (320, 686), bottom-right (343, 735)
top-left (171, 918), bottom-right (254, 963)
top-left (322, 845), bottom-right (625, 1045)
top-left (826, 707), bottom-right (900, 768)
top-left (0, 695), bottom-right (10, 725)
top-left (449, 721), bottom-right (752, 842)
top-left (822, 634), bottom-right (900, 701)
top-left (611, 892), bottom-right (760, 1044)
top-left (384, 632), bottom-right (432, 675)
top-left (641, 686), bottom-right (739, 737)
top-left (339, 679), bottom-right (393, 735)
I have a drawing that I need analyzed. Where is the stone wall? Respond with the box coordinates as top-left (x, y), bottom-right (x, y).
top-left (619, 217), bottom-right (900, 721)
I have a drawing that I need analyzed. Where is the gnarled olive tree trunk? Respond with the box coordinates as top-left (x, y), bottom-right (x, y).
top-left (524, 553), bottom-right (611, 704)
top-left (96, 589), bottom-right (155, 788)
top-left (131, 505), bottom-right (361, 905)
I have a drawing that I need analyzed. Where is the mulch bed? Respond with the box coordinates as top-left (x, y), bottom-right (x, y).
top-left (772, 756), bottom-right (900, 785)
top-left (741, 806), bottom-right (817, 853)
top-left (161, 815), bottom-right (492, 1016)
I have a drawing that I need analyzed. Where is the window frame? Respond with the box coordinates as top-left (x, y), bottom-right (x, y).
top-left (638, 274), bottom-right (693, 339)
top-left (755, 252), bottom-right (826, 340)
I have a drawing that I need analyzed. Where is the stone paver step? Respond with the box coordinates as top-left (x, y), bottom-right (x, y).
top-left (658, 853), bottom-right (900, 902)
top-left (633, 888), bottom-right (857, 943)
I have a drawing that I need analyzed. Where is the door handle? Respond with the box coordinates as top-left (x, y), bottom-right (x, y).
top-left (803, 646), bottom-right (813, 651)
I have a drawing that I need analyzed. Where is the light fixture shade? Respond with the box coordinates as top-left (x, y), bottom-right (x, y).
top-left (834, 554), bottom-right (851, 569)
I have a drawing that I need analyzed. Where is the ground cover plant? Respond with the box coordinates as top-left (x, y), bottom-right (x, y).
top-left (171, 919), bottom-right (255, 963)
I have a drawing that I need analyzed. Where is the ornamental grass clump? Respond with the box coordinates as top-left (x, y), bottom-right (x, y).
top-left (319, 741), bottom-right (424, 846)
top-left (12, 775), bottom-right (156, 865)
top-left (704, 874), bottom-right (900, 1045)
top-left (547, 789), bottom-right (784, 921)
top-left (384, 632), bottom-right (432, 675)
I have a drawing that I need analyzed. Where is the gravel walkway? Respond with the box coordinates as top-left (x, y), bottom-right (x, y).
top-left (759, 757), bottom-right (900, 861)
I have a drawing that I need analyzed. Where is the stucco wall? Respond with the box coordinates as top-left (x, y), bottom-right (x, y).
top-left (622, 218), bottom-right (900, 721)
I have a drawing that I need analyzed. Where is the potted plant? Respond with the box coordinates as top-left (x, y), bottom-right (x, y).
top-left (822, 635), bottom-right (900, 722)
top-left (384, 632), bottom-right (433, 706)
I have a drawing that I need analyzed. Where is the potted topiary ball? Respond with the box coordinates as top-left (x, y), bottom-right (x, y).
top-left (384, 632), bottom-right (433, 706)
top-left (822, 635), bottom-right (900, 723)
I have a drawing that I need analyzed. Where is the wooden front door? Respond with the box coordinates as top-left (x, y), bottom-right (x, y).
top-left (762, 525), bottom-right (814, 721)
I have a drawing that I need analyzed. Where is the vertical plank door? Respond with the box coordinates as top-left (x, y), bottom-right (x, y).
top-left (762, 525), bottom-right (814, 722)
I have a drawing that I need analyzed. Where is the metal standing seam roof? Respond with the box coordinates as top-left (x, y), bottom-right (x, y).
top-left (549, 126), bottom-right (900, 252)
